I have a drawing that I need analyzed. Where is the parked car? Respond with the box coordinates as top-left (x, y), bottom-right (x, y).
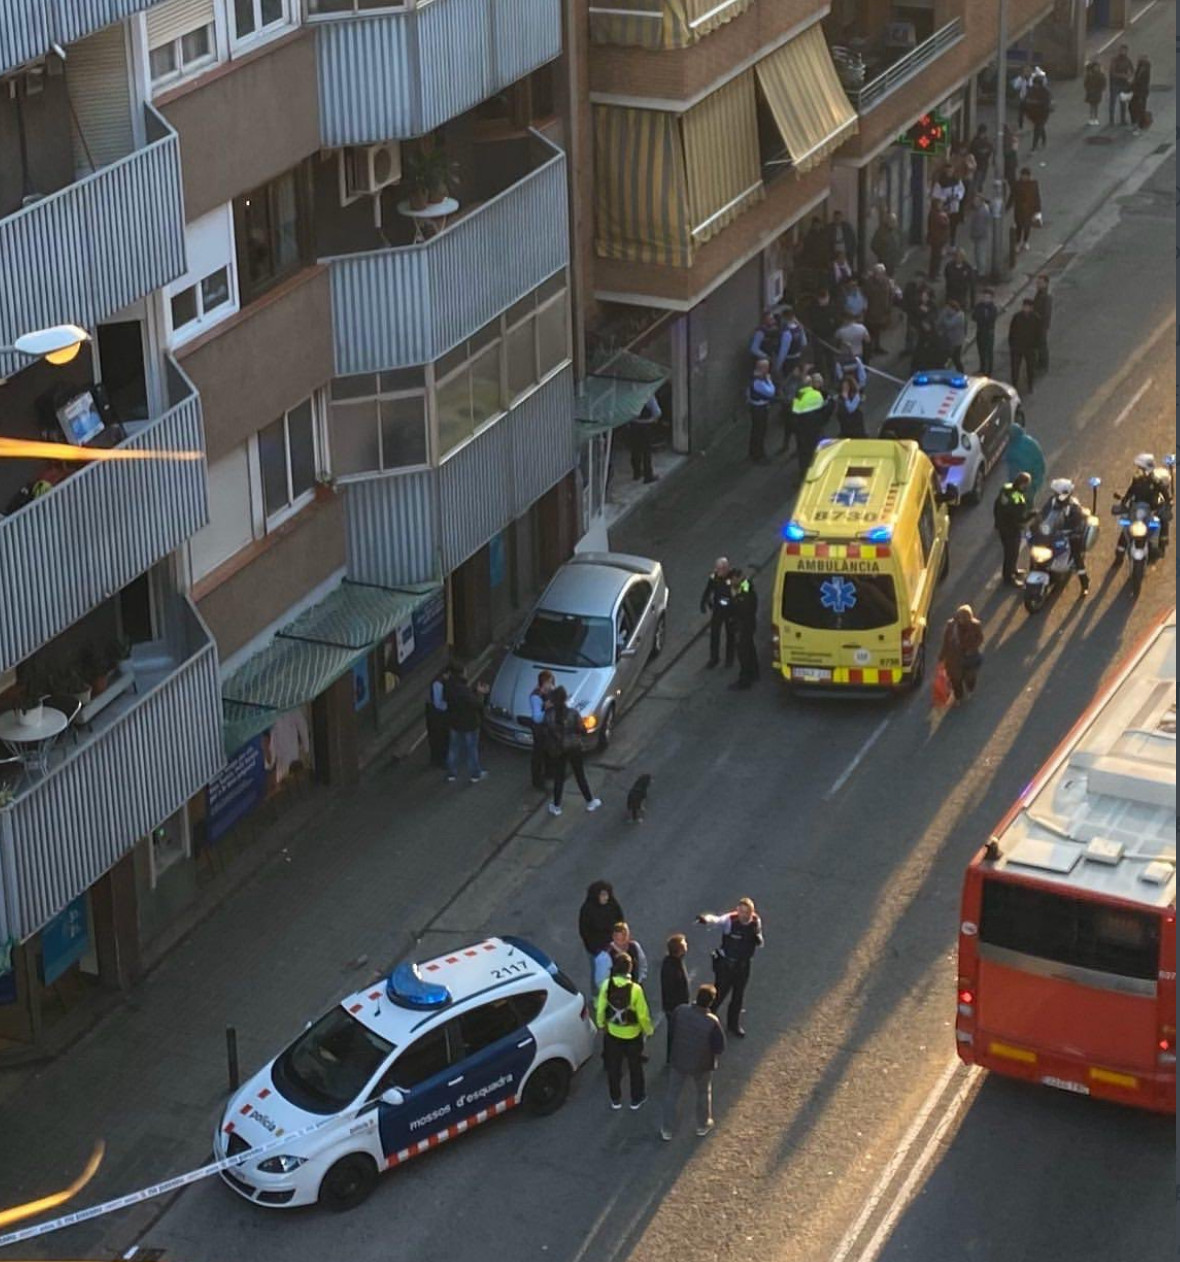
top-left (484, 552), bottom-right (669, 751)
top-left (878, 371), bottom-right (1022, 504)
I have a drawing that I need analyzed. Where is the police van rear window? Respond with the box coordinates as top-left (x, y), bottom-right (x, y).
top-left (781, 574), bottom-right (898, 631)
top-left (881, 419), bottom-right (956, 453)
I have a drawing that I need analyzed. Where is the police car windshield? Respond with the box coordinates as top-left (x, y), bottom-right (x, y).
top-left (272, 1006), bottom-right (395, 1115)
top-left (515, 611), bottom-right (614, 668)
top-left (880, 418), bottom-right (957, 454)
top-left (781, 574), bottom-right (898, 631)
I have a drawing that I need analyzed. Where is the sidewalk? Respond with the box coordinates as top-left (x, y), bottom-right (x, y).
top-left (0, 9), bottom-right (1173, 1255)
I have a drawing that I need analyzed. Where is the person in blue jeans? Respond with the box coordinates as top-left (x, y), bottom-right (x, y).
top-left (443, 665), bottom-right (489, 783)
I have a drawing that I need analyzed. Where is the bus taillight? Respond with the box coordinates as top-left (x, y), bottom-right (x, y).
top-left (957, 980), bottom-right (975, 1017)
top-left (1159, 1026), bottom-right (1176, 1065)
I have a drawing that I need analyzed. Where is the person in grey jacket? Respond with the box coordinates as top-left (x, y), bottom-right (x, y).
top-left (936, 300), bottom-right (967, 373)
top-left (661, 985), bottom-right (726, 1139)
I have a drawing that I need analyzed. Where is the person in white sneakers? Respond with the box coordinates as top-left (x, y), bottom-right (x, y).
top-left (542, 686), bottom-right (602, 816)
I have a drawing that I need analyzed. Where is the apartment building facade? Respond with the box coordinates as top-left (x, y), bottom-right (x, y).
top-left (0, 0), bottom-right (575, 1048)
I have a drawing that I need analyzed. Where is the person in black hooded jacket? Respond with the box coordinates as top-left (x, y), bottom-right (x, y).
top-left (579, 880), bottom-right (625, 993)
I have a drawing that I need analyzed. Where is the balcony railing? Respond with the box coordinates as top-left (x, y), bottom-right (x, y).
top-left (0, 357), bottom-right (209, 674)
top-left (844, 19), bottom-right (963, 114)
top-left (314, 0), bottom-right (563, 147)
top-left (326, 134), bottom-right (568, 375)
top-left (0, 0), bottom-right (159, 80)
top-left (0, 104), bottom-right (186, 380)
top-left (0, 597), bottom-right (223, 943)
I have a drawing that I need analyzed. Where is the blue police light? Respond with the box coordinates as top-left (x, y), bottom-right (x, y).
top-left (913, 373), bottom-right (930, 385)
top-left (948, 374), bottom-right (968, 388)
top-left (865, 525), bottom-right (893, 543)
top-left (1118, 518), bottom-right (1132, 528)
top-left (1166, 454), bottom-right (1176, 469)
top-left (783, 521), bottom-right (807, 542)
top-left (386, 961), bottom-right (452, 1010)
top-left (1088, 476), bottom-right (1102, 488)
top-left (1148, 519), bottom-right (1161, 531)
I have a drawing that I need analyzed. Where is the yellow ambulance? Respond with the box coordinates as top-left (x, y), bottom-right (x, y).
top-left (772, 438), bottom-right (951, 691)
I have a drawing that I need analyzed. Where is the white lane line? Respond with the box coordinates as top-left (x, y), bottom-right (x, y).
top-left (853, 1065), bottom-right (982, 1262)
top-left (824, 718), bottom-right (892, 800)
top-left (1112, 378), bottom-right (1154, 429)
top-left (828, 1057), bottom-right (964, 1262)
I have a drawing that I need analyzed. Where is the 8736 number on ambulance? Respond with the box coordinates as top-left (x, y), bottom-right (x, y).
top-left (214, 937), bottom-right (595, 1210)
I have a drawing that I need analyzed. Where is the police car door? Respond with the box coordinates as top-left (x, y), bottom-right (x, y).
top-left (448, 992), bottom-right (544, 1114)
top-left (373, 1024), bottom-right (454, 1162)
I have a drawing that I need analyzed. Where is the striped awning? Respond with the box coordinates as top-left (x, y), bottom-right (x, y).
top-left (682, 69), bottom-right (764, 244)
top-left (575, 351), bottom-right (669, 435)
top-left (221, 580), bottom-right (439, 754)
top-left (588, 0), bottom-right (751, 50)
top-left (755, 23), bottom-right (859, 173)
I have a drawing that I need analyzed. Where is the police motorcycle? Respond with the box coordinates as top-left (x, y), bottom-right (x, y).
top-left (1022, 476), bottom-right (1100, 615)
top-left (1111, 453), bottom-right (1174, 599)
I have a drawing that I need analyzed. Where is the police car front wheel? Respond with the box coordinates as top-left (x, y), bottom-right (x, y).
top-left (318, 1153), bottom-right (378, 1212)
top-left (522, 1059), bottom-right (572, 1116)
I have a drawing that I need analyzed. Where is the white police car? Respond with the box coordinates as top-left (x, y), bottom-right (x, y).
top-left (214, 937), bottom-right (595, 1211)
top-left (879, 371), bottom-right (1023, 504)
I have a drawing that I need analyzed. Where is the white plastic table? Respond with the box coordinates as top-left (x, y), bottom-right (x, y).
top-left (0, 706), bottom-right (68, 775)
top-left (397, 197), bottom-right (460, 243)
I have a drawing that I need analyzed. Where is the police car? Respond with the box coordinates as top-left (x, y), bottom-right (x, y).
top-left (878, 371), bottom-right (1023, 504)
top-left (214, 937), bottom-right (595, 1211)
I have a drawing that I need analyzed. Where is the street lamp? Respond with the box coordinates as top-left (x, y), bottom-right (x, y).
top-left (1, 323), bottom-right (90, 366)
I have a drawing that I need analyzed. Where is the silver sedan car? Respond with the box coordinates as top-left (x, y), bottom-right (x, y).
top-left (484, 552), bottom-right (669, 751)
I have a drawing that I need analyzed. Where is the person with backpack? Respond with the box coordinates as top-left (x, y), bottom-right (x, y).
top-left (543, 686), bottom-right (602, 817)
top-left (595, 954), bottom-right (654, 1110)
top-left (697, 897), bottom-right (764, 1036)
top-left (660, 984), bottom-right (726, 1140)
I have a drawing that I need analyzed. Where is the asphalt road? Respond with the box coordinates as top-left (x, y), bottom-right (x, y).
top-left (124, 155), bottom-right (1177, 1261)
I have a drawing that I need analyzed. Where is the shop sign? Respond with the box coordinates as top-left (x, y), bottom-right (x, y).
top-left (380, 590), bottom-right (447, 694)
top-left (897, 112), bottom-right (950, 155)
top-left (41, 895), bottom-right (88, 985)
top-left (206, 736), bottom-right (267, 843)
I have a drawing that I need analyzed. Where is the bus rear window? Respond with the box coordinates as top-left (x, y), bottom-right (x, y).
top-left (781, 574), bottom-right (898, 631)
top-left (979, 880), bottom-right (1161, 981)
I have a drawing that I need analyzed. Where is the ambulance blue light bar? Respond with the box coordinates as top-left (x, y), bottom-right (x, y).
top-left (387, 961), bottom-right (452, 1009)
top-left (783, 521), bottom-right (808, 542)
top-left (864, 525), bottom-right (893, 542)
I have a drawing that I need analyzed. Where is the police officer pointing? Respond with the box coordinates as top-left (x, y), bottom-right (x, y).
top-left (697, 898), bottom-right (764, 1037)
top-left (993, 472), bottom-right (1033, 586)
top-left (700, 557), bottom-right (735, 669)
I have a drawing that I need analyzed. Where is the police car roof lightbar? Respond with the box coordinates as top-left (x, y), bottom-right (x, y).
top-left (386, 961), bottom-right (452, 1009)
top-left (912, 371), bottom-right (967, 388)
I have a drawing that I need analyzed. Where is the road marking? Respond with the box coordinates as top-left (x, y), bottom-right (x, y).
top-left (1112, 378), bottom-right (1154, 429)
top-left (1093, 0), bottom-right (1159, 55)
top-left (824, 718), bottom-right (892, 800)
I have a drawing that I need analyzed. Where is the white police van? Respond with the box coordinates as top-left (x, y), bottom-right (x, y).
top-left (214, 936), bottom-right (595, 1210)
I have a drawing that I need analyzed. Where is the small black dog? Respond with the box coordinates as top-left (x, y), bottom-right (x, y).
top-left (626, 774), bottom-right (652, 822)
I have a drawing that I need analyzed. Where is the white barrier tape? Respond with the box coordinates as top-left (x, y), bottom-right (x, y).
top-left (0, 1109), bottom-right (338, 1248)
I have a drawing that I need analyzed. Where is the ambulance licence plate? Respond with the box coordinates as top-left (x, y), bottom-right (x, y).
top-left (791, 667), bottom-right (831, 682)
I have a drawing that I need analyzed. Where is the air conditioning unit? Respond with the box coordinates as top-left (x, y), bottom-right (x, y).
top-left (339, 142), bottom-right (402, 205)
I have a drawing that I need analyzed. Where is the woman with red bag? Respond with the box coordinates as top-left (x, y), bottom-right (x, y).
top-left (938, 605), bottom-right (985, 705)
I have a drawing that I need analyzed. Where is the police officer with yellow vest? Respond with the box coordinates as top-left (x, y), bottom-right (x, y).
top-left (993, 471), bottom-right (1033, 586)
top-left (595, 954), bottom-right (654, 1110)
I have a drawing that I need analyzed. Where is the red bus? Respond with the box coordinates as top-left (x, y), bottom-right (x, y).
top-left (956, 608), bottom-right (1176, 1113)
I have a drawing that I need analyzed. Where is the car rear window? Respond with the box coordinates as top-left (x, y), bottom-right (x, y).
top-left (881, 418), bottom-right (957, 454)
top-left (781, 573), bottom-right (898, 631)
top-left (980, 880), bottom-right (1161, 981)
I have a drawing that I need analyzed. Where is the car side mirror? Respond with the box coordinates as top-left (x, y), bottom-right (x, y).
top-left (619, 646), bottom-right (638, 658)
top-left (380, 1087), bottom-right (405, 1107)
top-left (962, 434), bottom-right (974, 450)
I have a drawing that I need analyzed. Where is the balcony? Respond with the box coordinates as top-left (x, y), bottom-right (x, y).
top-left (0, 357), bottom-right (209, 674)
top-left (313, 0), bottom-right (563, 148)
top-left (834, 19), bottom-right (964, 114)
top-left (0, 104), bottom-right (186, 380)
top-left (0, 0), bottom-right (155, 75)
top-left (0, 596), bottom-right (223, 942)
top-left (324, 132), bottom-right (568, 375)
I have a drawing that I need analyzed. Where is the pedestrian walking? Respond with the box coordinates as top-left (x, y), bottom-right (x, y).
top-left (660, 985), bottom-right (726, 1141)
top-left (596, 955), bottom-right (654, 1110)
top-left (966, 194), bottom-right (991, 277)
top-left (628, 394), bottom-right (660, 484)
top-left (937, 300), bottom-right (967, 373)
top-left (938, 605), bottom-right (985, 705)
top-left (543, 686), bottom-right (602, 816)
top-left (969, 124), bottom-right (994, 191)
top-left (793, 373), bottom-right (830, 474)
top-left (1008, 298), bottom-right (1042, 394)
top-left (863, 264), bottom-right (894, 355)
top-left (806, 287), bottom-right (841, 382)
top-left (926, 197), bottom-right (950, 276)
top-left (972, 286), bottom-right (999, 376)
top-left (1025, 73), bottom-right (1052, 151)
top-left (826, 210), bottom-right (857, 265)
top-left (1032, 273), bottom-right (1052, 373)
top-left (1011, 168), bottom-right (1042, 252)
top-left (931, 165), bottom-right (966, 245)
top-left (943, 248), bottom-right (976, 311)
top-left (1108, 44), bottom-right (1134, 126)
top-left (1012, 64), bottom-right (1034, 130)
top-left (1005, 422), bottom-right (1046, 497)
top-left (1129, 56), bottom-right (1151, 134)
top-left (994, 472), bottom-right (1033, 586)
top-left (579, 880), bottom-right (625, 994)
top-left (1083, 60), bottom-right (1106, 127)
top-left (527, 669), bottom-right (555, 789)
top-left (660, 934), bottom-right (690, 1065)
top-left (746, 358), bottom-right (776, 464)
top-left (870, 211), bottom-right (903, 276)
top-left (697, 897), bottom-right (763, 1036)
top-left (424, 662), bottom-right (452, 769)
top-left (700, 557), bottom-right (735, 668)
top-left (443, 664), bottom-right (489, 783)
top-left (728, 570), bottom-right (759, 690)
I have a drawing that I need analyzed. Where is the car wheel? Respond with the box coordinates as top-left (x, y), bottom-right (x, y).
top-left (649, 613), bottom-right (667, 659)
top-left (318, 1154), bottom-right (378, 1212)
top-left (939, 542), bottom-right (950, 581)
top-left (966, 465), bottom-right (985, 505)
top-left (596, 706), bottom-right (615, 751)
top-left (522, 1059), bottom-right (572, 1117)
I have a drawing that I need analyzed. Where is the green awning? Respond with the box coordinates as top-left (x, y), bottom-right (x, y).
top-left (575, 351), bottom-right (669, 437)
top-left (221, 580), bottom-right (439, 754)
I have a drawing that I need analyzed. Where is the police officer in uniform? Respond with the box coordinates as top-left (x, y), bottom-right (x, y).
top-left (1114, 453), bottom-right (1172, 559)
top-left (697, 898), bottom-right (764, 1037)
top-left (728, 570), bottom-right (760, 690)
top-left (993, 472), bottom-right (1033, 586)
top-left (700, 557), bottom-right (735, 668)
top-left (1038, 478), bottom-right (1091, 595)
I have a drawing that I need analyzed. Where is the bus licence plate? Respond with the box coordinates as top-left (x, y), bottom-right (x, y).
top-left (792, 667), bottom-right (831, 682)
top-left (1041, 1076), bottom-right (1089, 1095)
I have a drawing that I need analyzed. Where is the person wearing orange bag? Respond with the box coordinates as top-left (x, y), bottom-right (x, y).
top-left (939, 605), bottom-right (985, 705)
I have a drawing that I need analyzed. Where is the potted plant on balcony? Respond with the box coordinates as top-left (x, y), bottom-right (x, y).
top-left (53, 663), bottom-right (91, 707)
top-left (106, 637), bottom-right (132, 681)
top-left (15, 662), bottom-right (49, 727)
top-left (403, 146), bottom-right (433, 211)
top-left (80, 645), bottom-right (108, 697)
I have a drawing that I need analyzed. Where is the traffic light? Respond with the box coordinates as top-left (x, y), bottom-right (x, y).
top-left (898, 112), bottom-right (950, 155)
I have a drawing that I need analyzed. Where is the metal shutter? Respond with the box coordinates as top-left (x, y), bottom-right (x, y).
top-left (67, 24), bottom-right (135, 175)
top-left (146, 0), bottom-right (216, 51)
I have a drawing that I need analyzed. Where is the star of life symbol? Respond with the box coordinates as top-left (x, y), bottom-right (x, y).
top-left (831, 484), bottom-right (870, 506)
top-left (820, 576), bottom-right (858, 615)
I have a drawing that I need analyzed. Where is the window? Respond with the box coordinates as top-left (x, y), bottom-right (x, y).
top-left (259, 397), bottom-right (318, 524)
top-left (307, 0), bottom-right (407, 12)
top-left (272, 1007), bottom-right (395, 1114)
top-left (146, 0), bottom-right (219, 89)
top-left (879, 418), bottom-right (957, 454)
top-left (963, 395), bottom-right (995, 434)
top-left (329, 370), bottom-right (428, 477)
top-left (918, 497), bottom-right (936, 564)
top-left (234, 168), bottom-right (309, 304)
top-left (780, 574), bottom-right (899, 631)
top-left (435, 318), bottom-right (505, 458)
top-left (455, 999), bottom-right (522, 1059)
top-left (387, 1026), bottom-right (450, 1090)
top-left (510, 991), bottom-right (548, 1024)
top-left (231, 0), bottom-right (289, 44)
top-left (189, 445), bottom-right (255, 580)
top-left (167, 205), bottom-right (237, 346)
top-left (622, 581), bottom-right (652, 633)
